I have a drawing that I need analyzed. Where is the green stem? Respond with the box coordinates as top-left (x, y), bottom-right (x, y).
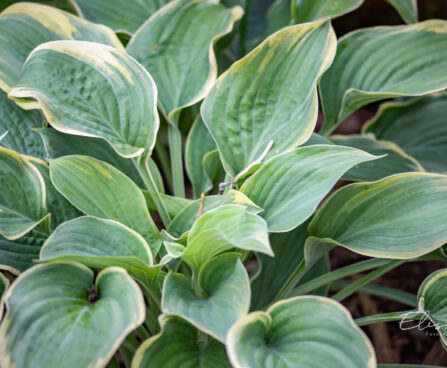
top-left (154, 142), bottom-right (173, 192)
top-left (355, 310), bottom-right (421, 327)
top-left (135, 325), bottom-right (150, 340)
top-left (132, 158), bottom-right (171, 228)
top-left (145, 304), bottom-right (159, 335)
top-left (333, 259), bottom-right (405, 302)
top-left (272, 258), bottom-right (306, 303)
top-left (168, 123), bottom-right (185, 197)
top-left (289, 258), bottom-right (391, 298)
top-left (238, 0), bottom-right (250, 58)
top-left (330, 280), bottom-right (418, 308)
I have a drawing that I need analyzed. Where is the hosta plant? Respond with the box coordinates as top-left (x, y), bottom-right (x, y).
top-left (0, 0), bottom-right (446, 367)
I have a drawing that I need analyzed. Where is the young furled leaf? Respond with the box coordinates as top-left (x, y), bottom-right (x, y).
top-left (183, 204), bottom-right (272, 273)
top-left (162, 254), bottom-right (250, 342)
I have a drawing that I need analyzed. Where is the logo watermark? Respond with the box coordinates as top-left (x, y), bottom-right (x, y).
top-left (399, 310), bottom-right (446, 338)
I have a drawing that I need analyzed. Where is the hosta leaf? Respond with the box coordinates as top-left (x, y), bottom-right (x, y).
top-left (38, 128), bottom-right (165, 193)
top-left (49, 155), bottom-right (161, 256)
top-left (331, 134), bottom-right (423, 182)
top-left (167, 190), bottom-right (261, 238)
top-left (227, 296), bottom-right (376, 368)
top-left (240, 145), bottom-right (377, 232)
top-left (0, 262), bottom-right (145, 368)
top-left (37, 128), bottom-right (145, 187)
top-left (251, 220), bottom-right (329, 310)
top-left (0, 272), bottom-right (8, 312)
top-left (0, 2), bottom-right (121, 93)
top-left (363, 94), bottom-right (447, 174)
top-left (183, 204), bottom-right (272, 273)
top-left (185, 116), bottom-right (217, 197)
top-left (0, 230), bottom-right (46, 274)
top-left (127, 0), bottom-right (237, 119)
top-left (303, 132), bottom-right (333, 146)
top-left (201, 20), bottom-right (336, 177)
top-left (73, 0), bottom-right (171, 34)
top-left (0, 90), bottom-right (45, 158)
top-left (0, 147), bottom-right (48, 239)
top-left (40, 216), bottom-right (153, 266)
top-left (309, 172), bottom-right (447, 259)
top-left (0, 0), bottom-right (78, 13)
top-left (264, 0), bottom-right (291, 37)
top-left (162, 254), bottom-right (250, 342)
top-left (294, 0), bottom-right (363, 23)
top-left (133, 316), bottom-right (231, 368)
top-left (9, 40), bottom-right (158, 158)
top-left (417, 269), bottom-right (447, 345)
top-left (385, 0), bottom-right (418, 24)
top-left (320, 20), bottom-right (447, 135)
top-left (29, 158), bottom-right (81, 230)
top-left (39, 216), bottom-right (163, 300)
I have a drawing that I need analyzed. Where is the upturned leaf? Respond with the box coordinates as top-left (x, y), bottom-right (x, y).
top-left (49, 155), bottom-right (161, 256)
top-left (0, 147), bottom-right (48, 239)
top-left (363, 93), bottom-right (447, 174)
top-left (0, 262), bottom-right (145, 368)
top-left (127, 0), bottom-right (238, 119)
top-left (201, 20), bottom-right (336, 176)
top-left (162, 254), bottom-right (250, 342)
top-left (309, 172), bottom-right (447, 259)
top-left (9, 40), bottom-right (159, 158)
top-left (320, 20), bottom-right (447, 135)
top-left (227, 296), bottom-right (376, 368)
top-left (240, 145), bottom-right (377, 232)
top-left (133, 316), bottom-right (231, 368)
top-left (0, 2), bottom-right (121, 92)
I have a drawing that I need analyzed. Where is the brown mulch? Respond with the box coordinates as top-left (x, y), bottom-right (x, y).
top-left (331, 247), bottom-right (447, 365)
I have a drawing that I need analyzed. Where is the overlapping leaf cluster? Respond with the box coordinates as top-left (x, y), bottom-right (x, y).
top-left (0, 1), bottom-right (446, 367)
